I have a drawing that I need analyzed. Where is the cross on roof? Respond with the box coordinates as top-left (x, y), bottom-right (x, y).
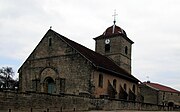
top-left (112, 10), bottom-right (118, 25)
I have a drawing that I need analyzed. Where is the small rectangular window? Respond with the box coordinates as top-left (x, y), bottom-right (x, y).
top-left (132, 85), bottom-right (135, 93)
top-left (49, 37), bottom-right (52, 46)
top-left (105, 44), bottom-right (110, 52)
top-left (32, 79), bottom-right (39, 91)
top-left (60, 78), bottom-right (65, 93)
top-left (98, 74), bottom-right (103, 88)
top-left (113, 79), bottom-right (117, 89)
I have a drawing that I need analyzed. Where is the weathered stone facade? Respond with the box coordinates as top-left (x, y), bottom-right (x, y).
top-left (94, 25), bottom-right (133, 74)
top-left (2, 23), bottom-right (180, 111)
top-left (18, 25), bottom-right (140, 100)
top-left (139, 82), bottom-right (180, 108)
top-left (93, 71), bottom-right (138, 99)
top-left (18, 30), bottom-right (93, 95)
top-left (158, 91), bottom-right (180, 106)
top-left (139, 84), bottom-right (159, 104)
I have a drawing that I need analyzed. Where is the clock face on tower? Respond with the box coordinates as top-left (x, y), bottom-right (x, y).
top-left (105, 39), bottom-right (110, 44)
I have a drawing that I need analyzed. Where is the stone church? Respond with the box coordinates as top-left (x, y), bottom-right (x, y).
top-left (18, 22), bottom-right (140, 101)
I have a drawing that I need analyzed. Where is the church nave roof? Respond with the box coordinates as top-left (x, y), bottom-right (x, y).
top-left (51, 29), bottom-right (139, 83)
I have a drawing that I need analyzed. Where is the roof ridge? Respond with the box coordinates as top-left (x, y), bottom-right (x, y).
top-left (154, 83), bottom-right (179, 92)
top-left (144, 82), bottom-right (179, 93)
top-left (51, 29), bottom-right (107, 61)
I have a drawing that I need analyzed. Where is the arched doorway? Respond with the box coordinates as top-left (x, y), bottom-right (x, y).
top-left (168, 102), bottom-right (174, 111)
top-left (40, 67), bottom-right (57, 93)
top-left (168, 102), bottom-right (174, 107)
top-left (44, 77), bottom-right (55, 94)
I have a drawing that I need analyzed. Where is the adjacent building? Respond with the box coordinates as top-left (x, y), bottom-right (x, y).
top-left (139, 81), bottom-right (180, 107)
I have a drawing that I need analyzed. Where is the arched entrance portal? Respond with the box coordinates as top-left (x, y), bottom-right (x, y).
top-left (40, 67), bottom-right (57, 94)
top-left (168, 102), bottom-right (174, 107)
top-left (44, 77), bottom-right (55, 94)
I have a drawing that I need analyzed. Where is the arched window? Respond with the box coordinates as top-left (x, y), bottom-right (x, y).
top-left (132, 85), bottom-right (135, 93)
top-left (125, 46), bottom-right (128, 55)
top-left (98, 74), bottom-right (103, 88)
top-left (124, 83), bottom-right (127, 91)
top-left (113, 79), bottom-right (117, 89)
top-left (44, 77), bottom-right (55, 94)
top-left (105, 44), bottom-right (110, 52)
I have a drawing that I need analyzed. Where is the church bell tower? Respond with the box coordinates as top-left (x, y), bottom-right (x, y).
top-left (93, 15), bottom-right (134, 74)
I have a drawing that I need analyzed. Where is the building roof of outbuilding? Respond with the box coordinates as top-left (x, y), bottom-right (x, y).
top-left (51, 29), bottom-right (139, 83)
top-left (143, 82), bottom-right (180, 93)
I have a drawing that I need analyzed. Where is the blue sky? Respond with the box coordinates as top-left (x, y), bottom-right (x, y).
top-left (0, 0), bottom-right (180, 90)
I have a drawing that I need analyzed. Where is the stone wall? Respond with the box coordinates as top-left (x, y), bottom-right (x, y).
top-left (93, 70), bottom-right (138, 99)
top-left (139, 84), bottom-right (158, 104)
top-left (0, 91), bottom-right (174, 112)
top-left (158, 91), bottom-right (180, 106)
top-left (0, 91), bottom-right (89, 112)
top-left (18, 30), bottom-right (93, 95)
top-left (139, 84), bottom-right (180, 106)
top-left (95, 35), bottom-right (132, 74)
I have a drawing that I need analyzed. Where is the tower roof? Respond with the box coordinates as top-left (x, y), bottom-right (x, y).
top-left (103, 25), bottom-right (127, 37)
top-left (94, 25), bottom-right (134, 44)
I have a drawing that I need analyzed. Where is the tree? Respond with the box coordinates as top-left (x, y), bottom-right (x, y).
top-left (0, 67), bottom-right (18, 90)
